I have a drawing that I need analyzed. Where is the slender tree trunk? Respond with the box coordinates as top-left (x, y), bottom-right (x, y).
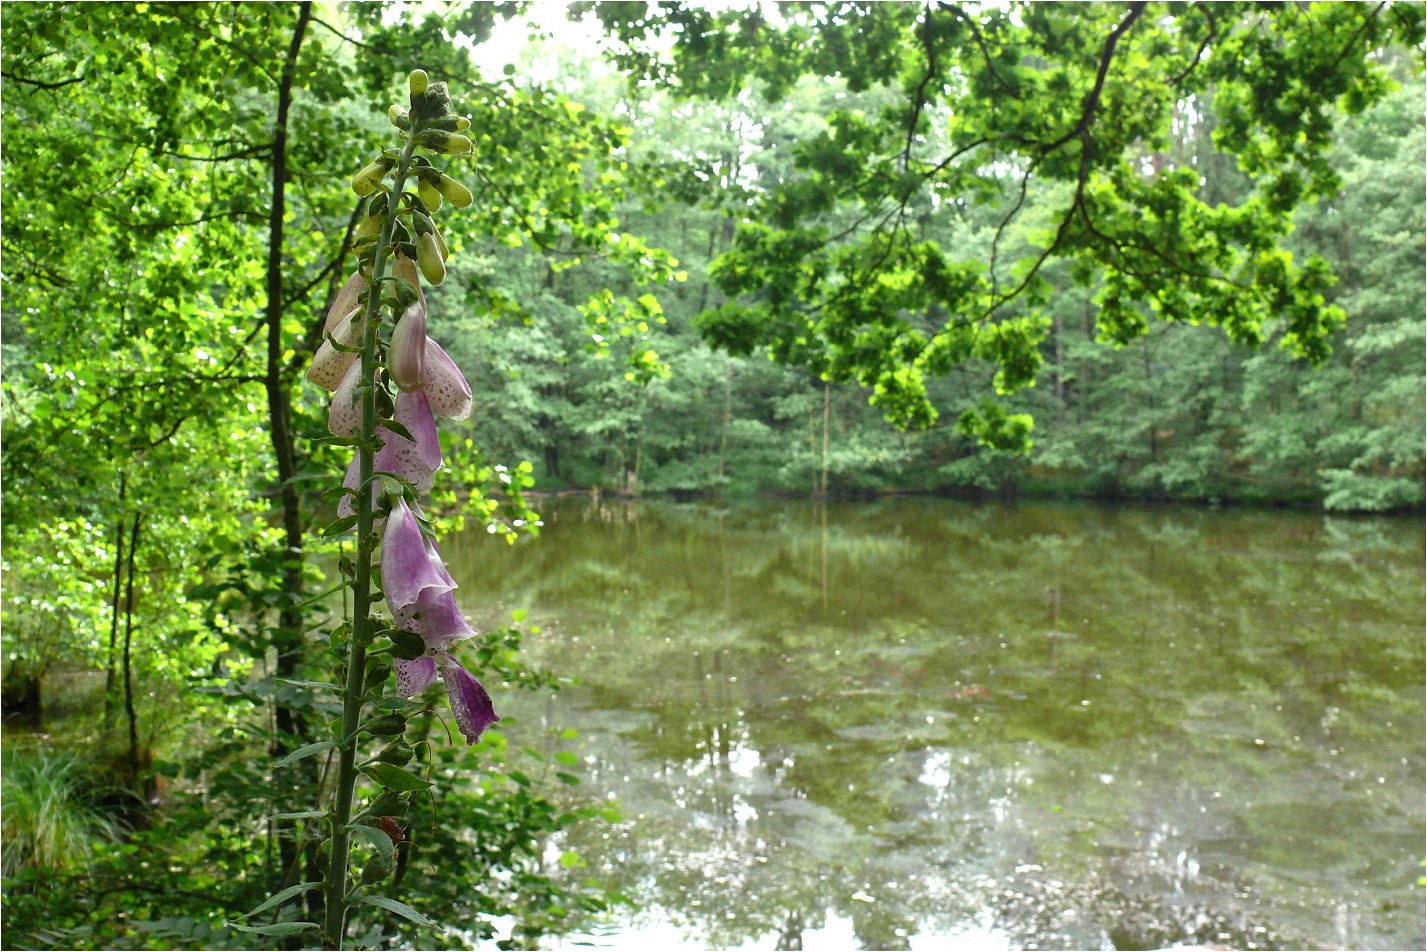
top-left (717, 359), bottom-right (731, 487)
top-left (105, 473), bottom-right (127, 723)
top-left (1080, 300), bottom-right (1095, 425)
top-left (1, 664), bottom-right (44, 728)
top-left (807, 401), bottom-right (817, 497)
top-left (122, 511), bottom-right (143, 780)
top-left (1052, 309), bottom-right (1065, 427)
top-left (628, 421), bottom-right (642, 495)
top-left (543, 437), bottom-right (561, 480)
top-left (820, 382), bottom-right (831, 497)
top-left (1143, 347), bottom-right (1158, 464)
top-left (263, 1), bottom-right (315, 905)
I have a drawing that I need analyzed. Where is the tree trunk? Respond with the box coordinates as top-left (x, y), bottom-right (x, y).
top-left (1052, 309), bottom-right (1066, 427)
top-left (262, 2), bottom-right (316, 908)
top-left (105, 472), bottom-right (127, 724)
top-left (626, 424), bottom-right (642, 495)
top-left (717, 358), bottom-right (731, 487)
top-left (820, 382), bottom-right (831, 497)
top-left (1143, 346), bottom-right (1158, 464)
top-left (1, 669), bottom-right (43, 728)
top-left (122, 511), bottom-right (143, 780)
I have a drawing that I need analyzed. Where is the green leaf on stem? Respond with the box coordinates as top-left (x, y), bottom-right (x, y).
top-left (238, 882), bottom-right (322, 919)
top-left (356, 789), bottom-right (410, 819)
top-left (349, 822), bottom-right (395, 870)
top-left (380, 418), bottom-right (415, 443)
top-left (352, 894), bottom-right (436, 928)
top-left (229, 921), bottom-right (321, 937)
top-left (276, 740), bottom-right (339, 768)
top-left (361, 761), bottom-right (429, 792)
top-left (322, 514), bottom-right (359, 537)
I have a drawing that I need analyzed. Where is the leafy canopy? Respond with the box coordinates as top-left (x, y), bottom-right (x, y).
top-left (584, 1), bottom-right (1424, 448)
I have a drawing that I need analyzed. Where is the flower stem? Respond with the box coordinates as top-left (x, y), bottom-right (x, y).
top-left (323, 129), bottom-right (422, 951)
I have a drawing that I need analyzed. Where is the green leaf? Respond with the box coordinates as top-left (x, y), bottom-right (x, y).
top-left (349, 822), bottom-right (395, 870)
top-left (229, 921), bottom-right (320, 937)
top-left (296, 579), bottom-right (351, 609)
top-left (272, 678), bottom-right (341, 692)
top-left (381, 418), bottom-right (415, 443)
top-left (238, 882), bottom-right (321, 920)
top-left (352, 894), bottom-right (437, 928)
top-left (322, 514), bottom-right (359, 537)
top-left (275, 740), bottom-right (338, 768)
top-left (361, 762), bottom-right (430, 792)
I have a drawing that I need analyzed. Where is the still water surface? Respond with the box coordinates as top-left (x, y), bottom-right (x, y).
top-left (442, 498), bottom-right (1424, 951)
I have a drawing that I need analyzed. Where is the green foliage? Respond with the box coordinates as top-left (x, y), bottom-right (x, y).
top-left (443, 21), bottom-right (1421, 509)
top-left (586, 1), bottom-right (1422, 446)
top-left (0, 751), bottom-right (120, 879)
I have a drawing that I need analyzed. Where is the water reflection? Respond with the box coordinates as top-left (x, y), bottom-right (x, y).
top-left (442, 499), bottom-right (1425, 951)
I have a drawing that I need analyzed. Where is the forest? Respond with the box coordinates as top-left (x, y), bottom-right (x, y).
top-left (1, 2), bottom-right (1423, 950)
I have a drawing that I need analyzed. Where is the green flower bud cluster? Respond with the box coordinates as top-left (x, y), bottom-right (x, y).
top-left (348, 70), bottom-right (476, 290)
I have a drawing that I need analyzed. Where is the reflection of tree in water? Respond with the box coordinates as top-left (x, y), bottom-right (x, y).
top-left (452, 499), bottom-right (1424, 950)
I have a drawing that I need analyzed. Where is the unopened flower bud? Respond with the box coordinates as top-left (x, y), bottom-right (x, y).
top-left (433, 227), bottom-right (449, 261)
top-left (392, 253), bottom-right (423, 300)
top-left (424, 82), bottom-right (452, 117)
top-left (354, 212), bottom-right (383, 242)
top-left (408, 69), bottom-right (429, 97)
top-left (352, 158), bottom-right (392, 196)
top-left (435, 174), bottom-right (472, 208)
top-left (388, 105), bottom-right (411, 130)
top-left (389, 302), bottom-right (428, 391)
top-left (454, 117), bottom-right (470, 132)
top-left (417, 178), bottom-right (442, 213)
top-left (416, 232), bottom-right (446, 286)
top-left (419, 130), bottom-right (472, 155)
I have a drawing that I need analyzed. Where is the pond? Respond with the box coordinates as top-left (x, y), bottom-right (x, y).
top-left (441, 498), bottom-right (1425, 951)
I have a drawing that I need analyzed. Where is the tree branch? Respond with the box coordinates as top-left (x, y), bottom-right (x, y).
top-left (1170, 2), bottom-right (1218, 88)
top-left (903, 4), bottom-right (939, 170)
top-left (939, 3), bottom-right (1015, 97)
top-left (311, 15), bottom-right (393, 53)
top-left (149, 144), bottom-right (274, 163)
top-left (980, 1), bottom-right (1149, 322)
top-left (1, 69), bottom-right (85, 90)
top-left (1040, 1), bottom-right (1148, 157)
top-left (987, 160), bottom-right (1037, 293)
